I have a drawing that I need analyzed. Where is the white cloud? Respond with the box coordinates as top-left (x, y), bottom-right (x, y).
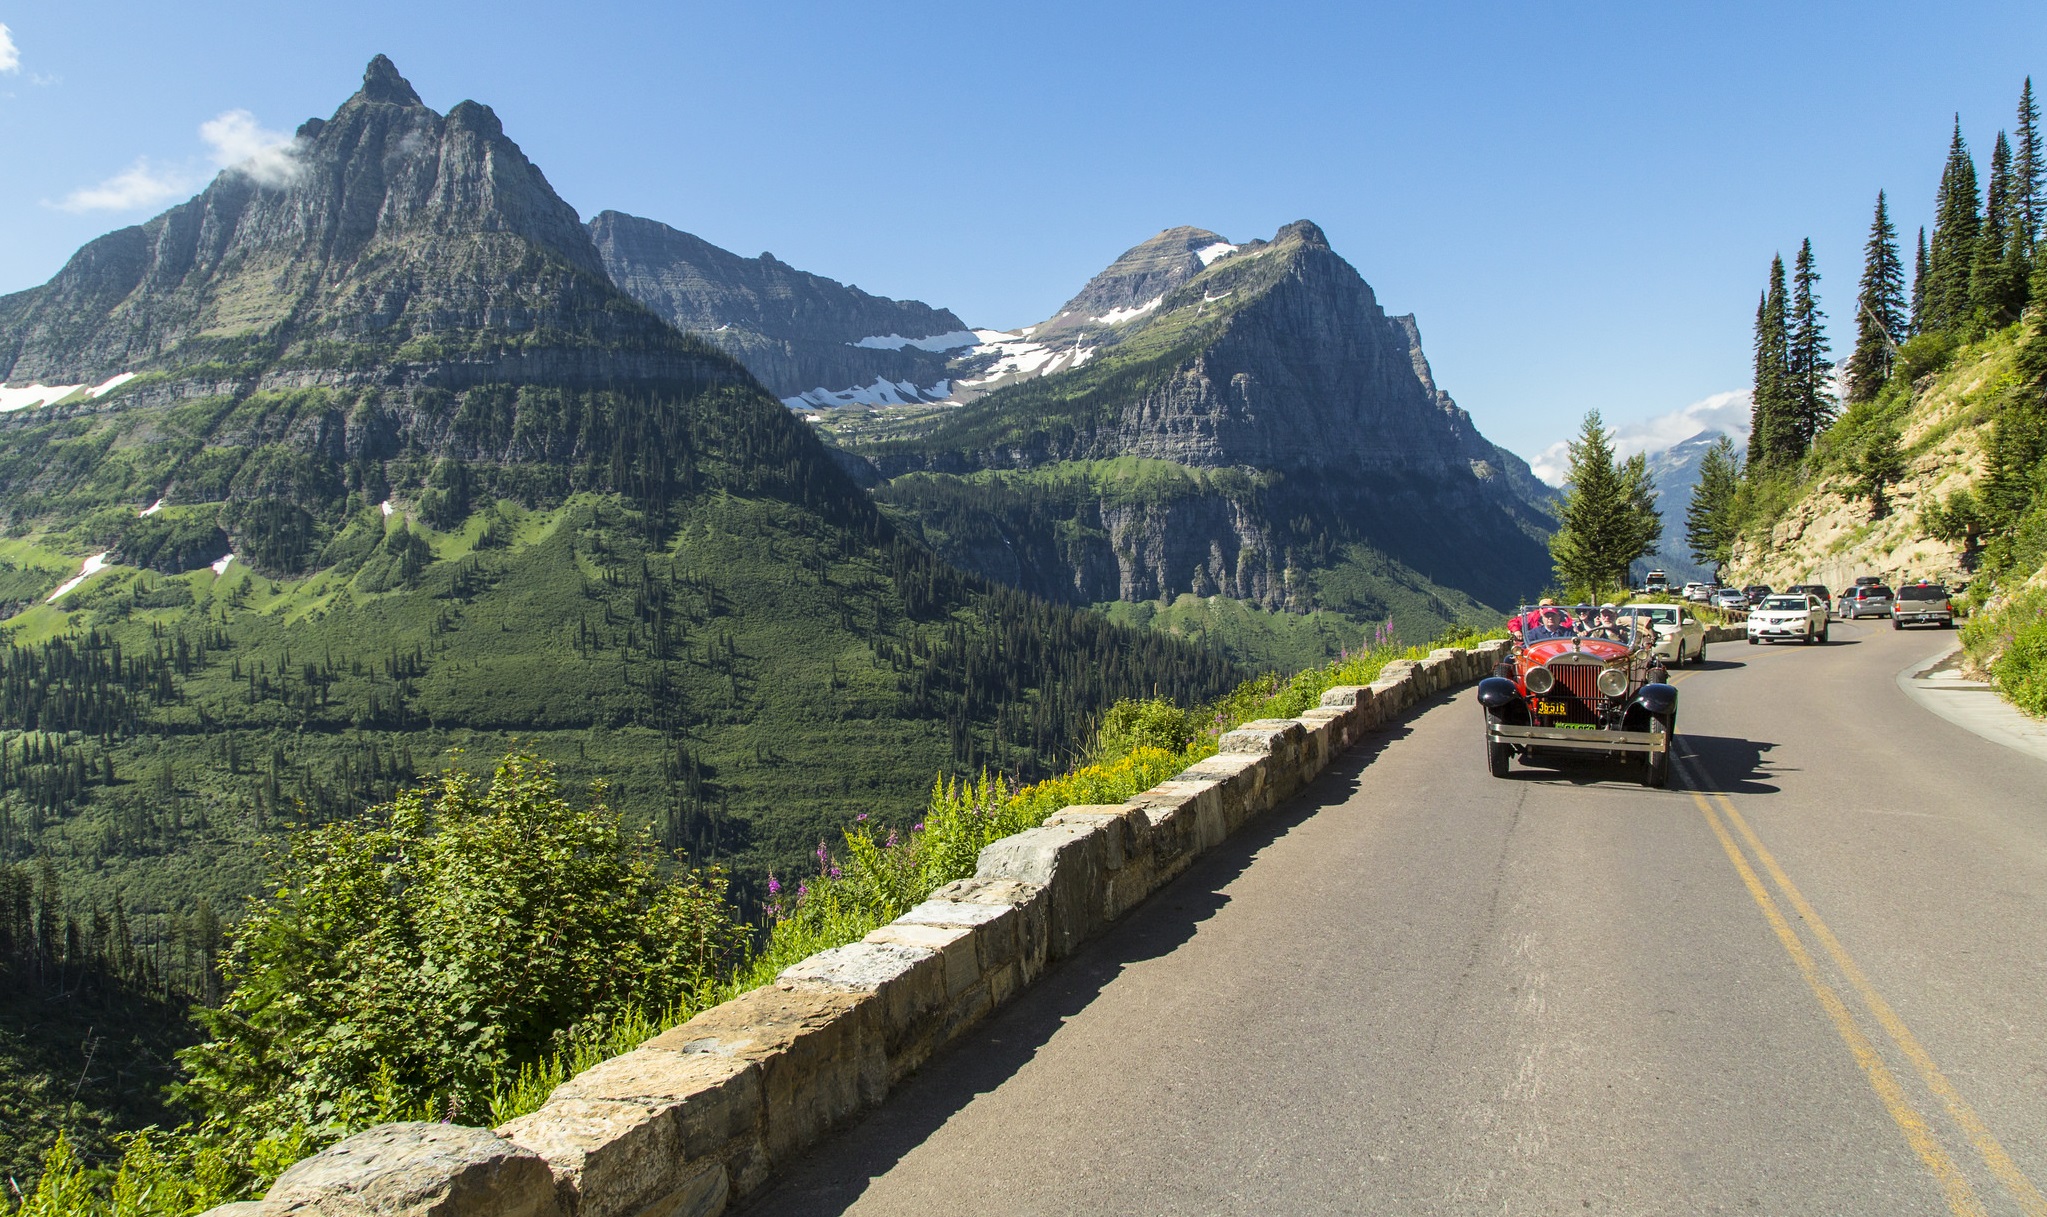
top-left (200, 109), bottom-right (303, 186)
top-left (53, 108), bottom-right (302, 212)
top-left (1529, 389), bottom-right (1753, 486)
top-left (57, 158), bottom-right (198, 212)
top-left (0, 24), bottom-right (20, 73)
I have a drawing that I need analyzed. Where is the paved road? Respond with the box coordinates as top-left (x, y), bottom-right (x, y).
top-left (742, 622), bottom-right (2047, 1216)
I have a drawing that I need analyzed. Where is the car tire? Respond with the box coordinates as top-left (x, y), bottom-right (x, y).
top-left (1641, 719), bottom-right (1672, 788)
top-left (1748, 635), bottom-right (1758, 645)
top-left (1488, 737), bottom-right (1510, 779)
top-left (1696, 645), bottom-right (1707, 664)
top-left (1892, 617), bottom-right (1902, 630)
top-left (1819, 624), bottom-right (1830, 643)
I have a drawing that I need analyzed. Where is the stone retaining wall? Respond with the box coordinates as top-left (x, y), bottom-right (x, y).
top-left (206, 637), bottom-right (1633, 1217)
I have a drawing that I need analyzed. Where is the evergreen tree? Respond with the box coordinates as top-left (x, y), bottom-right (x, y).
top-left (1925, 119), bottom-right (1980, 333)
top-left (2016, 77), bottom-right (2043, 254)
top-left (1684, 435), bottom-right (1743, 569)
top-left (1852, 424), bottom-right (1908, 520)
top-left (1972, 131), bottom-right (2022, 324)
top-left (1549, 411), bottom-right (1661, 596)
top-left (1910, 226), bottom-right (1930, 334)
top-left (1787, 238), bottom-right (1834, 451)
top-left (1749, 256), bottom-right (1795, 468)
top-left (1846, 192), bottom-right (1906, 402)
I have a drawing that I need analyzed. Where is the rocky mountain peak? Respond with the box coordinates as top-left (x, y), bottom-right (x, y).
top-left (358, 54), bottom-right (423, 107)
top-left (1043, 225), bottom-right (1231, 328)
top-left (1273, 219), bottom-right (1329, 248)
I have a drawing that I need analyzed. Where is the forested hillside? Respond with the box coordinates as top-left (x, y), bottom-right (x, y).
top-left (1705, 78), bottom-right (2047, 709)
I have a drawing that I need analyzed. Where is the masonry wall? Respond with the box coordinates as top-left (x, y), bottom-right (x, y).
top-left (204, 629), bottom-right (1742, 1217)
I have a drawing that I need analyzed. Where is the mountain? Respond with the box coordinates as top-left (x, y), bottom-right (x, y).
top-left (589, 210), bottom-right (976, 408)
top-left (1638, 430), bottom-right (1727, 584)
top-left (0, 47), bottom-right (1238, 1008)
top-left (814, 221), bottom-right (1555, 657)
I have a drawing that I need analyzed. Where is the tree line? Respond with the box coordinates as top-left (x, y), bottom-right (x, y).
top-left (1685, 77), bottom-right (2047, 572)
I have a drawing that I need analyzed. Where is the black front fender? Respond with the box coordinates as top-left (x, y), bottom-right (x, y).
top-left (1633, 682), bottom-right (1678, 717)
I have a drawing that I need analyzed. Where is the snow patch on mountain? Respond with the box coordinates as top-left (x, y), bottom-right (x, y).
top-left (850, 330), bottom-right (980, 352)
top-left (1093, 296), bottom-right (1162, 326)
top-left (1195, 242), bottom-right (1238, 265)
top-left (782, 377), bottom-right (953, 410)
top-left (0, 372), bottom-right (137, 412)
top-left (48, 552), bottom-right (111, 601)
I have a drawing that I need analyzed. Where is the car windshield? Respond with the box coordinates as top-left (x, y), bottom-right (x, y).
top-left (1517, 606), bottom-right (1646, 646)
top-left (1897, 585), bottom-right (1948, 601)
top-left (1761, 596), bottom-right (1808, 611)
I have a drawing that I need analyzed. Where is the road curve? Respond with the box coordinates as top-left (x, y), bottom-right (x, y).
top-left (741, 622), bottom-right (2047, 1216)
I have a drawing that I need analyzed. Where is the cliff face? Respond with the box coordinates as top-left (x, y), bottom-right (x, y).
top-left (589, 210), bottom-right (970, 402)
top-left (859, 222), bottom-right (1554, 635)
top-left (0, 56), bottom-right (724, 392)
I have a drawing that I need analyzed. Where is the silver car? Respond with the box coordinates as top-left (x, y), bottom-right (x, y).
top-left (1892, 582), bottom-right (1954, 629)
top-left (1840, 585), bottom-right (1894, 619)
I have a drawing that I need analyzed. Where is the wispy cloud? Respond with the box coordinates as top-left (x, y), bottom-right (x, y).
top-left (57, 158), bottom-right (197, 212)
top-left (200, 109), bottom-right (303, 186)
top-left (0, 24), bottom-right (20, 73)
top-left (1529, 390), bottom-right (1753, 486)
top-left (54, 108), bottom-right (303, 212)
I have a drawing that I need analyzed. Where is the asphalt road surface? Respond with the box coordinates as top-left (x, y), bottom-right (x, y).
top-left (742, 621), bottom-right (2047, 1216)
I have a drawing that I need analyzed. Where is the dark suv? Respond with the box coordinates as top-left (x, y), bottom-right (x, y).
top-left (1840, 584), bottom-right (1894, 619)
top-left (1785, 583), bottom-right (1832, 614)
top-left (1741, 585), bottom-right (1772, 605)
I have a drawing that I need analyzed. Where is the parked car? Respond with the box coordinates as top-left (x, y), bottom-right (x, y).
top-left (1622, 602), bottom-right (1707, 665)
top-left (1711, 587), bottom-right (1749, 610)
top-left (1747, 593), bottom-right (1828, 644)
top-left (1840, 584), bottom-right (1894, 619)
top-left (1892, 581), bottom-right (1955, 629)
top-left (1477, 611), bottom-right (1678, 786)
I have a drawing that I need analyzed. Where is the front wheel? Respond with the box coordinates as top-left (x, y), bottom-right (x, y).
top-left (1640, 717), bottom-right (1673, 788)
top-left (1819, 624), bottom-right (1830, 642)
top-left (1748, 635), bottom-right (1758, 645)
top-left (1696, 644), bottom-right (1707, 665)
top-left (1485, 716), bottom-right (1510, 778)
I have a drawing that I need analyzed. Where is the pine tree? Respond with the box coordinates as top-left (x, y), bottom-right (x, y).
top-left (2016, 78), bottom-right (2043, 254)
top-left (1925, 119), bottom-right (1980, 333)
top-left (1749, 255), bottom-right (1794, 468)
top-left (1910, 227), bottom-right (1930, 335)
top-left (1972, 131), bottom-right (2021, 324)
top-left (1549, 411), bottom-right (1660, 596)
top-left (1787, 238), bottom-right (1834, 451)
top-left (1685, 436), bottom-right (1743, 570)
top-left (1846, 192), bottom-right (1907, 401)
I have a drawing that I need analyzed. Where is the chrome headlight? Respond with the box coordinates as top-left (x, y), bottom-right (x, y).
top-left (1524, 665), bottom-right (1555, 695)
top-left (1597, 667), bottom-right (1629, 698)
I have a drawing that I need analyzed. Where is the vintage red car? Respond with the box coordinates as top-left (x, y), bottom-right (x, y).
top-left (1478, 609), bottom-right (1679, 786)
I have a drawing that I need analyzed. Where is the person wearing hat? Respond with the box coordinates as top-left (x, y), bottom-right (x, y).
top-left (1583, 604), bottom-right (1630, 642)
top-left (1512, 598), bottom-right (1578, 643)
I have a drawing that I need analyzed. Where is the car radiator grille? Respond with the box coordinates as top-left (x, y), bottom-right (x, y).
top-left (1549, 664), bottom-right (1604, 723)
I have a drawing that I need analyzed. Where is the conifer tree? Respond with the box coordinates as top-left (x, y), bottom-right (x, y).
top-left (1550, 411), bottom-right (1661, 596)
top-left (2016, 78), bottom-right (2043, 254)
top-left (1925, 119), bottom-right (1980, 333)
top-left (1787, 239), bottom-right (1834, 451)
top-left (1749, 256), bottom-right (1794, 468)
top-left (1972, 131), bottom-right (2021, 324)
top-left (1910, 227), bottom-right (1930, 334)
top-left (1846, 192), bottom-right (1906, 401)
top-left (1685, 435), bottom-right (1743, 569)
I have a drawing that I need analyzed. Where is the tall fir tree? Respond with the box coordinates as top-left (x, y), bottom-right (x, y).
top-left (1925, 118), bottom-right (1980, 333)
top-left (1910, 227), bottom-right (1930, 335)
top-left (1549, 411), bottom-right (1661, 596)
top-left (1787, 238), bottom-right (1834, 451)
top-left (1972, 130), bottom-right (2022, 324)
top-left (2016, 77), bottom-right (2043, 254)
top-left (1684, 436), bottom-right (1743, 571)
top-left (1846, 192), bottom-right (1906, 402)
top-left (1749, 255), bottom-right (1795, 468)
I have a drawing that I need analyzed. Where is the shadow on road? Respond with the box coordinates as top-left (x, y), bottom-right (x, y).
top-left (733, 710), bottom-right (1424, 1215)
top-left (1674, 734), bottom-right (1783, 794)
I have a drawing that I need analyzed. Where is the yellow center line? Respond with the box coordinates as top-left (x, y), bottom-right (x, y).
top-left (1709, 788), bottom-right (2047, 1217)
top-left (1684, 784), bottom-right (1984, 1216)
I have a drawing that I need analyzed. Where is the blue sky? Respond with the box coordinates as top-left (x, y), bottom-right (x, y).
top-left (2, 1), bottom-right (2042, 465)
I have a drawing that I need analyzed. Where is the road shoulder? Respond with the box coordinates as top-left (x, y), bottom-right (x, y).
top-left (1896, 639), bottom-right (2047, 766)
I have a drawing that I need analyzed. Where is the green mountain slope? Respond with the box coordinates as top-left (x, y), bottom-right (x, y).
top-left (0, 57), bottom-right (1240, 1173)
top-left (825, 222), bottom-right (1554, 660)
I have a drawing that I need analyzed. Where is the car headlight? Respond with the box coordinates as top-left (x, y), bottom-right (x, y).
top-left (1524, 665), bottom-right (1555, 695)
top-left (1597, 667), bottom-right (1629, 698)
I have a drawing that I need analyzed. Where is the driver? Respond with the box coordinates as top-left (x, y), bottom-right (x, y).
top-left (1521, 602), bottom-right (1579, 642)
top-left (1583, 605), bottom-right (1630, 642)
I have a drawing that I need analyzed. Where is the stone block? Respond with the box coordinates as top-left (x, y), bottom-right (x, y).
top-left (1172, 752), bottom-right (1267, 830)
top-left (263, 1123), bottom-right (562, 1217)
top-left (1217, 719), bottom-right (1305, 758)
top-left (897, 897), bottom-right (1023, 972)
top-left (927, 877), bottom-right (1050, 982)
top-left (865, 922), bottom-right (981, 999)
top-left (197, 1206), bottom-right (270, 1217)
top-left (1042, 803), bottom-right (1149, 871)
top-left (975, 823), bottom-right (1106, 959)
top-left (499, 1090), bottom-right (735, 1217)
top-left (516, 1046), bottom-right (761, 1177)
top-left (1126, 778), bottom-right (1223, 882)
top-left (645, 984), bottom-right (876, 1165)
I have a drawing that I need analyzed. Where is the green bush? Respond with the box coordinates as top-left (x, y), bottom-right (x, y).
top-left (1895, 330), bottom-right (1959, 384)
top-left (1967, 584), bottom-right (2047, 716)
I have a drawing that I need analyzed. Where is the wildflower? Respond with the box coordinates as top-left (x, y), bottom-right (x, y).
top-left (855, 812), bottom-right (868, 822)
top-left (913, 821), bottom-right (924, 833)
top-left (885, 829), bottom-right (898, 848)
top-left (767, 873), bottom-right (781, 896)
top-left (828, 863), bottom-right (842, 880)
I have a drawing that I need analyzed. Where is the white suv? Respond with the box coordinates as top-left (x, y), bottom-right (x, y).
top-left (1747, 594), bottom-right (1828, 644)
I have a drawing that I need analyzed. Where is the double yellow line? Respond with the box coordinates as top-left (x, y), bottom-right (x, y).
top-left (1677, 754), bottom-right (2046, 1217)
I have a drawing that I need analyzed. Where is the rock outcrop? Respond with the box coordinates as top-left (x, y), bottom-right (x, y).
top-left (589, 211), bottom-right (970, 404)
